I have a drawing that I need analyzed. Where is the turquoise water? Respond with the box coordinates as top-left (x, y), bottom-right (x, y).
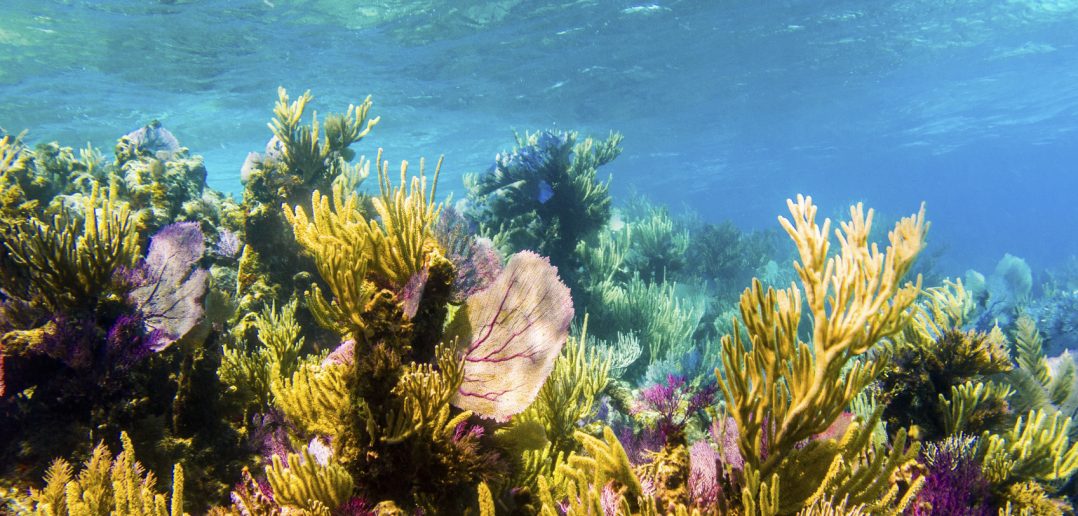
top-left (3, 0), bottom-right (1078, 273)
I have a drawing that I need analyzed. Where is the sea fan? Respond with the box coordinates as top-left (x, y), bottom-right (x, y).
top-left (447, 251), bottom-right (573, 421)
top-left (128, 222), bottom-right (209, 351)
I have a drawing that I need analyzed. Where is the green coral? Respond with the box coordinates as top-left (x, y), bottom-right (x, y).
top-left (283, 151), bottom-right (444, 343)
top-left (877, 280), bottom-right (1014, 441)
top-left (982, 408), bottom-right (1078, 485)
top-left (1006, 315), bottom-right (1078, 436)
top-left (218, 299), bottom-right (306, 414)
top-left (508, 318), bottom-right (611, 490)
top-left (1, 181), bottom-right (140, 354)
top-left (620, 200), bottom-right (690, 281)
top-left (539, 427), bottom-right (646, 515)
top-left (271, 360), bottom-right (352, 441)
top-left (111, 122), bottom-right (210, 235)
top-left (237, 88), bottom-right (378, 323)
top-left (267, 88), bottom-right (378, 185)
top-left (591, 274), bottom-right (703, 381)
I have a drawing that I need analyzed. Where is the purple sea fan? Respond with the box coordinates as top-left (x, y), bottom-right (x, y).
top-left (129, 222), bottom-right (209, 351)
top-left (446, 251), bottom-right (573, 422)
top-left (689, 441), bottom-right (720, 507)
top-left (215, 229), bottom-right (242, 259)
top-left (434, 207), bottom-right (502, 302)
top-left (38, 315), bottom-right (96, 370)
top-left (105, 313), bottom-right (153, 368)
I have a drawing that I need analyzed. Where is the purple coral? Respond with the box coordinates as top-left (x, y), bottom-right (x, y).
top-left (689, 441), bottom-right (720, 507)
top-left (913, 438), bottom-right (992, 516)
top-left (128, 222), bottom-right (208, 351)
top-left (434, 207), bottom-right (502, 303)
top-left (633, 375), bottom-right (718, 448)
top-left (448, 251), bottom-right (573, 422)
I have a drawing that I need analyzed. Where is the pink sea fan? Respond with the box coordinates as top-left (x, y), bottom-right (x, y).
top-left (447, 251), bottom-right (573, 421)
top-left (323, 340), bottom-right (355, 367)
top-left (689, 441), bottom-right (720, 506)
top-left (129, 222), bottom-right (208, 351)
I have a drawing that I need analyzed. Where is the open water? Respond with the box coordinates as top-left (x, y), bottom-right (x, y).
top-left (2, 0), bottom-right (1078, 274)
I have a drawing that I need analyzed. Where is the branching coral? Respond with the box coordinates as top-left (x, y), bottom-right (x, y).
top-left (538, 427), bottom-right (646, 515)
top-left (265, 445), bottom-right (353, 514)
top-left (593, 274), bottom-right (703, 381)
top-left (284, 149), bottom-right (444, 344)
top-left (508, 317), bottom-right (611, 490)
top-left (717, 195), bottom-right (928, 513)
top-left (982, 408), bottom-right (1078, 484)
top-left (268, 88), bottom-right (378, 184)
top-left (237, 88), bottom-right (379, 327)
top-left (6, 433), bottom-right (185, 516)
top-left (219, 299), bottom-right (306, 414)
top-left (621, 202), bottom-right (690, 281)
top-left (2, 181), bottom-right (139, 320)
top-left (464, 129), bottom-right (621, 279)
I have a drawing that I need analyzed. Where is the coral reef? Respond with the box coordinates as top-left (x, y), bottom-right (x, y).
top-left (6, 87), bottom-right (1078, 515)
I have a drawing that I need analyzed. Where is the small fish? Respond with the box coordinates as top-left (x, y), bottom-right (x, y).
top-left (537, 180), bottom-right (554, 204)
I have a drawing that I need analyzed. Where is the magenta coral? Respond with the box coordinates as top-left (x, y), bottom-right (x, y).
top-left (689, 441), bottom-right (720, 507)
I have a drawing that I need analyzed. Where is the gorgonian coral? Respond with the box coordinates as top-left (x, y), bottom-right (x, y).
top-left (464, 129), bottom-right (621, 282)
top-left (446, 250), bottom-right (573, 421)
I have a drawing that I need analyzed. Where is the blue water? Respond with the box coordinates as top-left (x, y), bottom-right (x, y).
top-left (3, 0), bottom-right (1078, 276)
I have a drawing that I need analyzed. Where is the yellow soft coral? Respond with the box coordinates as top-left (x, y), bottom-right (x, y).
top-left (283, 149), bottom-right (443, 340)
top-left (718, 195), bottom-right (928, 513)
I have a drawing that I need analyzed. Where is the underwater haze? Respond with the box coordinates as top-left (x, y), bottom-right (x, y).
top-left (11, 1), bottom-right (1078, 514)
top-left (4, 0), bottom-right (1078, 275)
